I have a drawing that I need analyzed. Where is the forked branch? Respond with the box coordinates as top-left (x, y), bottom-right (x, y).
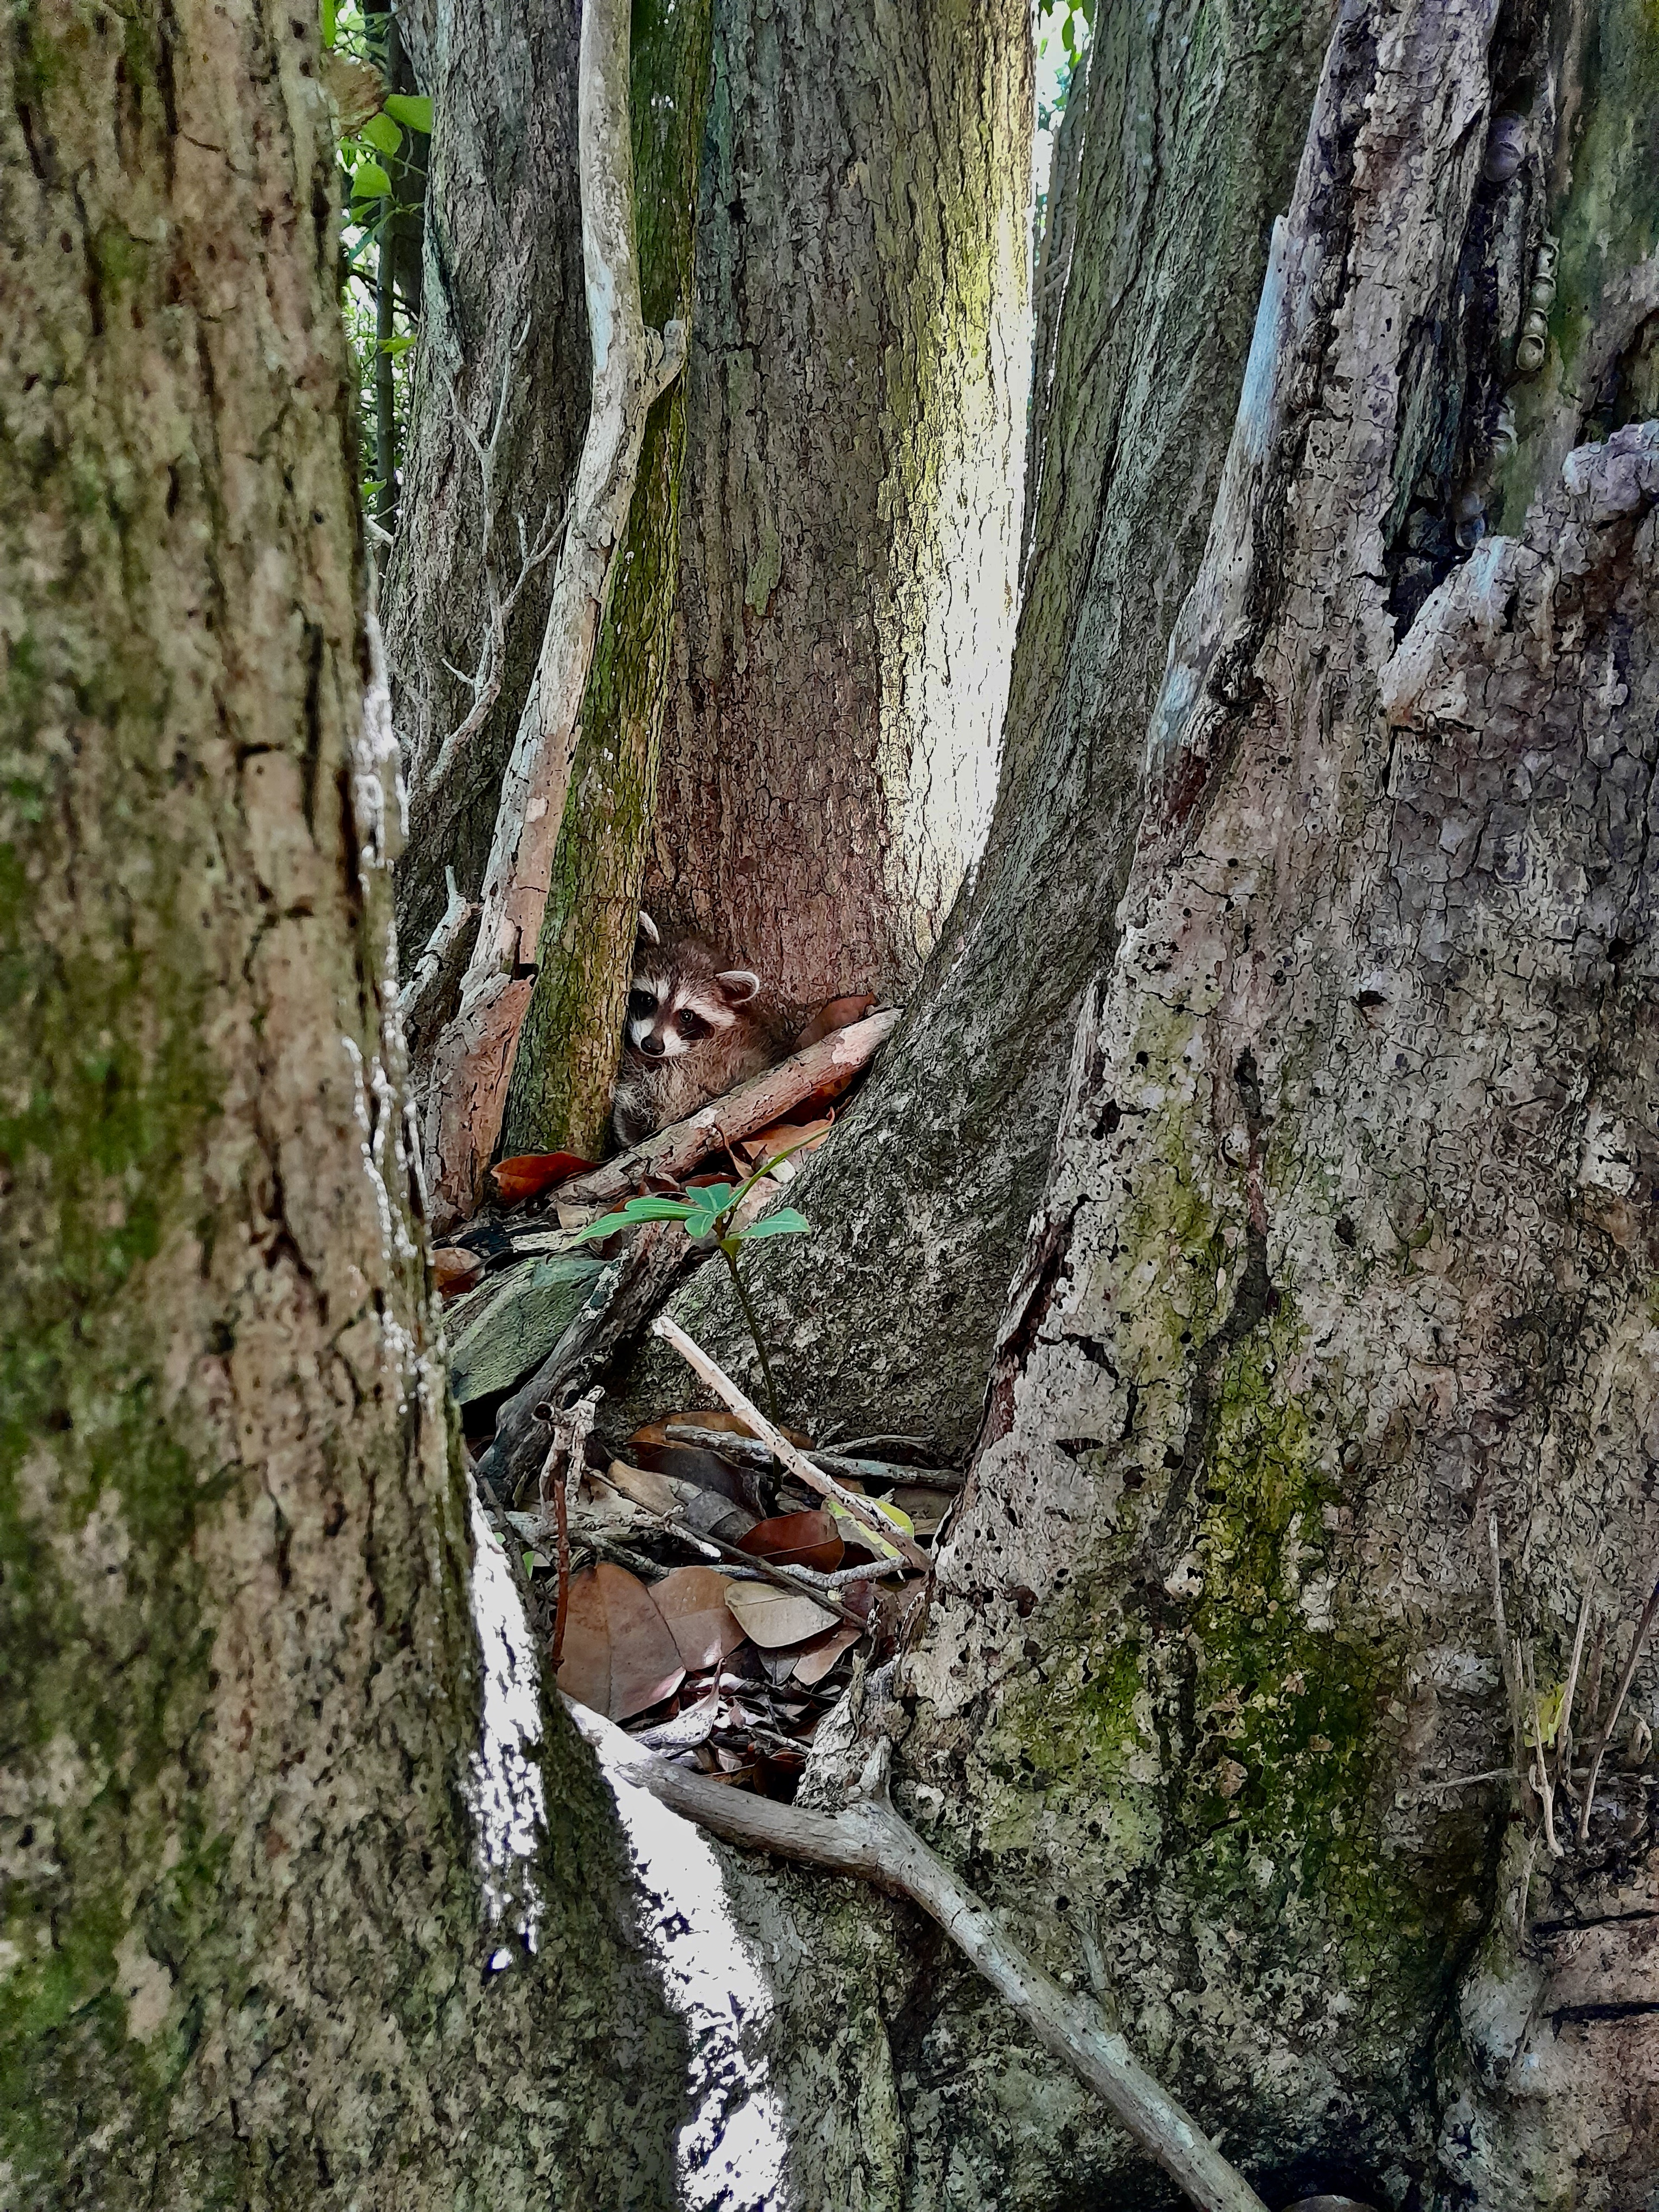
top-left (568, 1701), bottom-right (1271, 2212)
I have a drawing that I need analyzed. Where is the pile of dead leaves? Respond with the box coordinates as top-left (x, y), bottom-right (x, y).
top-left (508, 1409), bottom-right (957, 1799)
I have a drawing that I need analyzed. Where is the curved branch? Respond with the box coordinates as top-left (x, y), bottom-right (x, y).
top-left (568, 1701), bottom-right (1272, 2212)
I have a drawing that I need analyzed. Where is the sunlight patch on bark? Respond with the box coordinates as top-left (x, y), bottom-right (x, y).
top-left (466, 1484), bottom-right (549, 1952)
top-left (600, 1764), bottom-right (789, 2210)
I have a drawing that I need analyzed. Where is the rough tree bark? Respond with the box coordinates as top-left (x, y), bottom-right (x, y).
top-left (631, 0), bottom-right (1333, 1452)
top-left (686, 0), bottom-right (1658, 2204)
top-left (639, 0), bottom-right (1033, 1013)
top-left (382, 0), bottom-right (587, 1003)
top-left (500, 0), bottom-right (715, 1163)
top-left (0, 0), bottom-right (683, 2201)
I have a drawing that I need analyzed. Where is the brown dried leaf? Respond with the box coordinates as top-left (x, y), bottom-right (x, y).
top-left (793, 995), bottom-right (878, 1050)
top-left (724, 1580), bottom-right (838, 1650)
top-left (730, 1115), bottom-right (834, 1174)
top-left (490, 1151), bottom-right (595, 1204)
top-left (556, 1562), bottom-right (685, 1721)
top-left (790, 1622), bottom-right (864, 1687)
top-left (738, 1510), bottom-right (843, 1573)
top-left (648, 1567), bottom-right (748, 1671)
top-left (432, 1246), bottom-right (485, 1298)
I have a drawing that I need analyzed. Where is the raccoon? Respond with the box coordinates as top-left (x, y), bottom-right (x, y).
top-left (610, 915), bottom-right (781, 1146)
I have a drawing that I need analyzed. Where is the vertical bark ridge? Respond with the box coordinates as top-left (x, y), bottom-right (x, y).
top-left (0, 0), bottom-right (683, 2198)
top-left (641, 0), bottom-right (1034, 1013)
top-left (501, 0), bottom-right (715, 1163)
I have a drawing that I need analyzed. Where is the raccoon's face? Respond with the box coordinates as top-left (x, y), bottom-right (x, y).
top-left (626, 963), bottom-right (761, 1062)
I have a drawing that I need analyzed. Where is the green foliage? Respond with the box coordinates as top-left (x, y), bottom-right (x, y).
top-left (384, 92), bottom-right (433, 133)
top-left (567, 1144), bottom-right (816, 1423)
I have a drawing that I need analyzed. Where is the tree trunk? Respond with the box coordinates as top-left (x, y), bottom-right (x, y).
top-left (500, 0), bottom-right (715, 1165)
top-left (689, 0), bottom-right (1659, 2203)
top-left (0, 0), bottom-right (683, 2200)
top-left (640, 0), bottom-right (1034, 1014)
top-left (629, 0), bottom-right (1334, 1454)
top-left (382, 0), bottom-right (588, 1009)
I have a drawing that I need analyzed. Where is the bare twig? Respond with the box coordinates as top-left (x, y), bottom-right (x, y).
top-left (569, 1701), bottom-right (1271, 2212)
top-left (666, 1422), bottom-right (963, 1494)
top-left (1551, 1541), bottom-right (1599, 1796)
top-left (414, 318), bottom-right (567, 798)
top-left (1577, 1561), bottom-right (1659, 1844)
top-left (652, 1316), bottom-right (934, 1572)
top-left (1523, 1642), bottom-right (1561, 1856)
top-left (538, 1387), bottom-right (600, 1665)
top-left (397, 864), bottom-right (478, 1028)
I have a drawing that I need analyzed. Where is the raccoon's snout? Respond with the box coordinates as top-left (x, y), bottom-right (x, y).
top-left (638, 1034), bottom-right (666, 1058)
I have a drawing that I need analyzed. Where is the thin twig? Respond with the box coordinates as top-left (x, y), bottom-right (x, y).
top-left (1577, 1562), bottom-right (1659, 1844)
top-left (1551, 1540), bottom-right (1598, 1796)
top-left (652, 1315), bottom-right (933, 1571)
top-left (635, 1511), bottom-right (869, 1631)
top-left (666, 1423), bottom-right (963, 1494)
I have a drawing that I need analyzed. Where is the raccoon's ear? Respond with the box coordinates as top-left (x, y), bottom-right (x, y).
top-left (636, 911), bottom-right (661, 947)
top-left (716, 968), bottom-right (761, 1005)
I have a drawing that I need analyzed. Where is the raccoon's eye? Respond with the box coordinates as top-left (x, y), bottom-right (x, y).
top-left (627, 988), bottom-right (657, 1018)
top-left (676, 1008), bottom-right (710, 1041)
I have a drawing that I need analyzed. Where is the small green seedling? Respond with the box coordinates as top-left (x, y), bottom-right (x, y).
top-left (566, 1138), bottom-right (817, 1424)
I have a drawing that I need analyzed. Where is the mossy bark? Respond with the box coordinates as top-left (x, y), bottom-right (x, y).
top-left (697, 0), bottom-right (1659, 2204)
top-left (0, 0), bottom-right (683, 2201)
top-left (500, 0), bottom-right (714, 1164)
top-left (629, 0), bottom-right (1332, 1448)
top-left (641, 0), bottom-right (1033, 1014)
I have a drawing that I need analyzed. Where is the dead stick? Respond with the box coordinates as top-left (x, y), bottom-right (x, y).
top-left (651, 1315), bottom-right (933, 1571)
top-left (1551, 1547), bottom-right (1598, 1796)
top-left (549, 1011), bottom-right (900, 1209)
top-left (568, 1701), bottom-right (1271, 2212)
top-left (540, 1387), bottom-right (601, 1664)
top-left (665, 1423), bottom-right (963, 1493)
top-left (647, 1514), bottom-right (869, 1631)
top-left (1577, 1564), bottom-right (1659, 1844)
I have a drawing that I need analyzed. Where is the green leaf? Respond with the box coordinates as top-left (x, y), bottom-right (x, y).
top-left (378, 333), bottom-right (415, 358)
top-left (564, 1196), bottom-right (695, 1243)
top-left (522, 1549), bottom-right (536, 1577)
top-left (361, 110), bottom-right (402, 154)
top-left (685, 1181), bottom-right (736, 1212)
top-left (383, 92), bottom-right (434, 133)
top-left (350, 158), bottom-right (393, 199)
top-left (320, 0), bottom-right (337, 48)
top-left (732, 1208), bottom-right (812, 1242)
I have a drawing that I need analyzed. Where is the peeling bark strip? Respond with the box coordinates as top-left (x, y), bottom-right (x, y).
top-left (0, 0), bottom-right (683, 2198)
top-left (420, 0), bottom-right (686, 1232)
top-left (884, 0), bottom-right (1659, 2195)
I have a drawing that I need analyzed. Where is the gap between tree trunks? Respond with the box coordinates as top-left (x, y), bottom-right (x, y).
top-left (419, 0), bottom-right (685, 1232)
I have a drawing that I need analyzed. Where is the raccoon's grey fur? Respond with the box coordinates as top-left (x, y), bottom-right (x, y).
top-left (610, 916), bottom-right (781, 1146)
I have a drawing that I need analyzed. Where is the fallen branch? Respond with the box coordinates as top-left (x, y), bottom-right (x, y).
top-left (653, 1316), bottom-right (934, 1572)
top-left (666, 1422), bottom-right (963, 1495)
top-left (419, 0), bottom-right (689, 1233)
top-left (569, 1702), bottom-right (1271, 2212)
top-left (548, 1009), bottom-right (901, 1212)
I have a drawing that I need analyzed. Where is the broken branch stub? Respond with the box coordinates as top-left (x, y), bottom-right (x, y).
top-left (568, 1702), bottom-right (1272, 2212)
top-left (419, 0), bottom-right (689, 1234)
